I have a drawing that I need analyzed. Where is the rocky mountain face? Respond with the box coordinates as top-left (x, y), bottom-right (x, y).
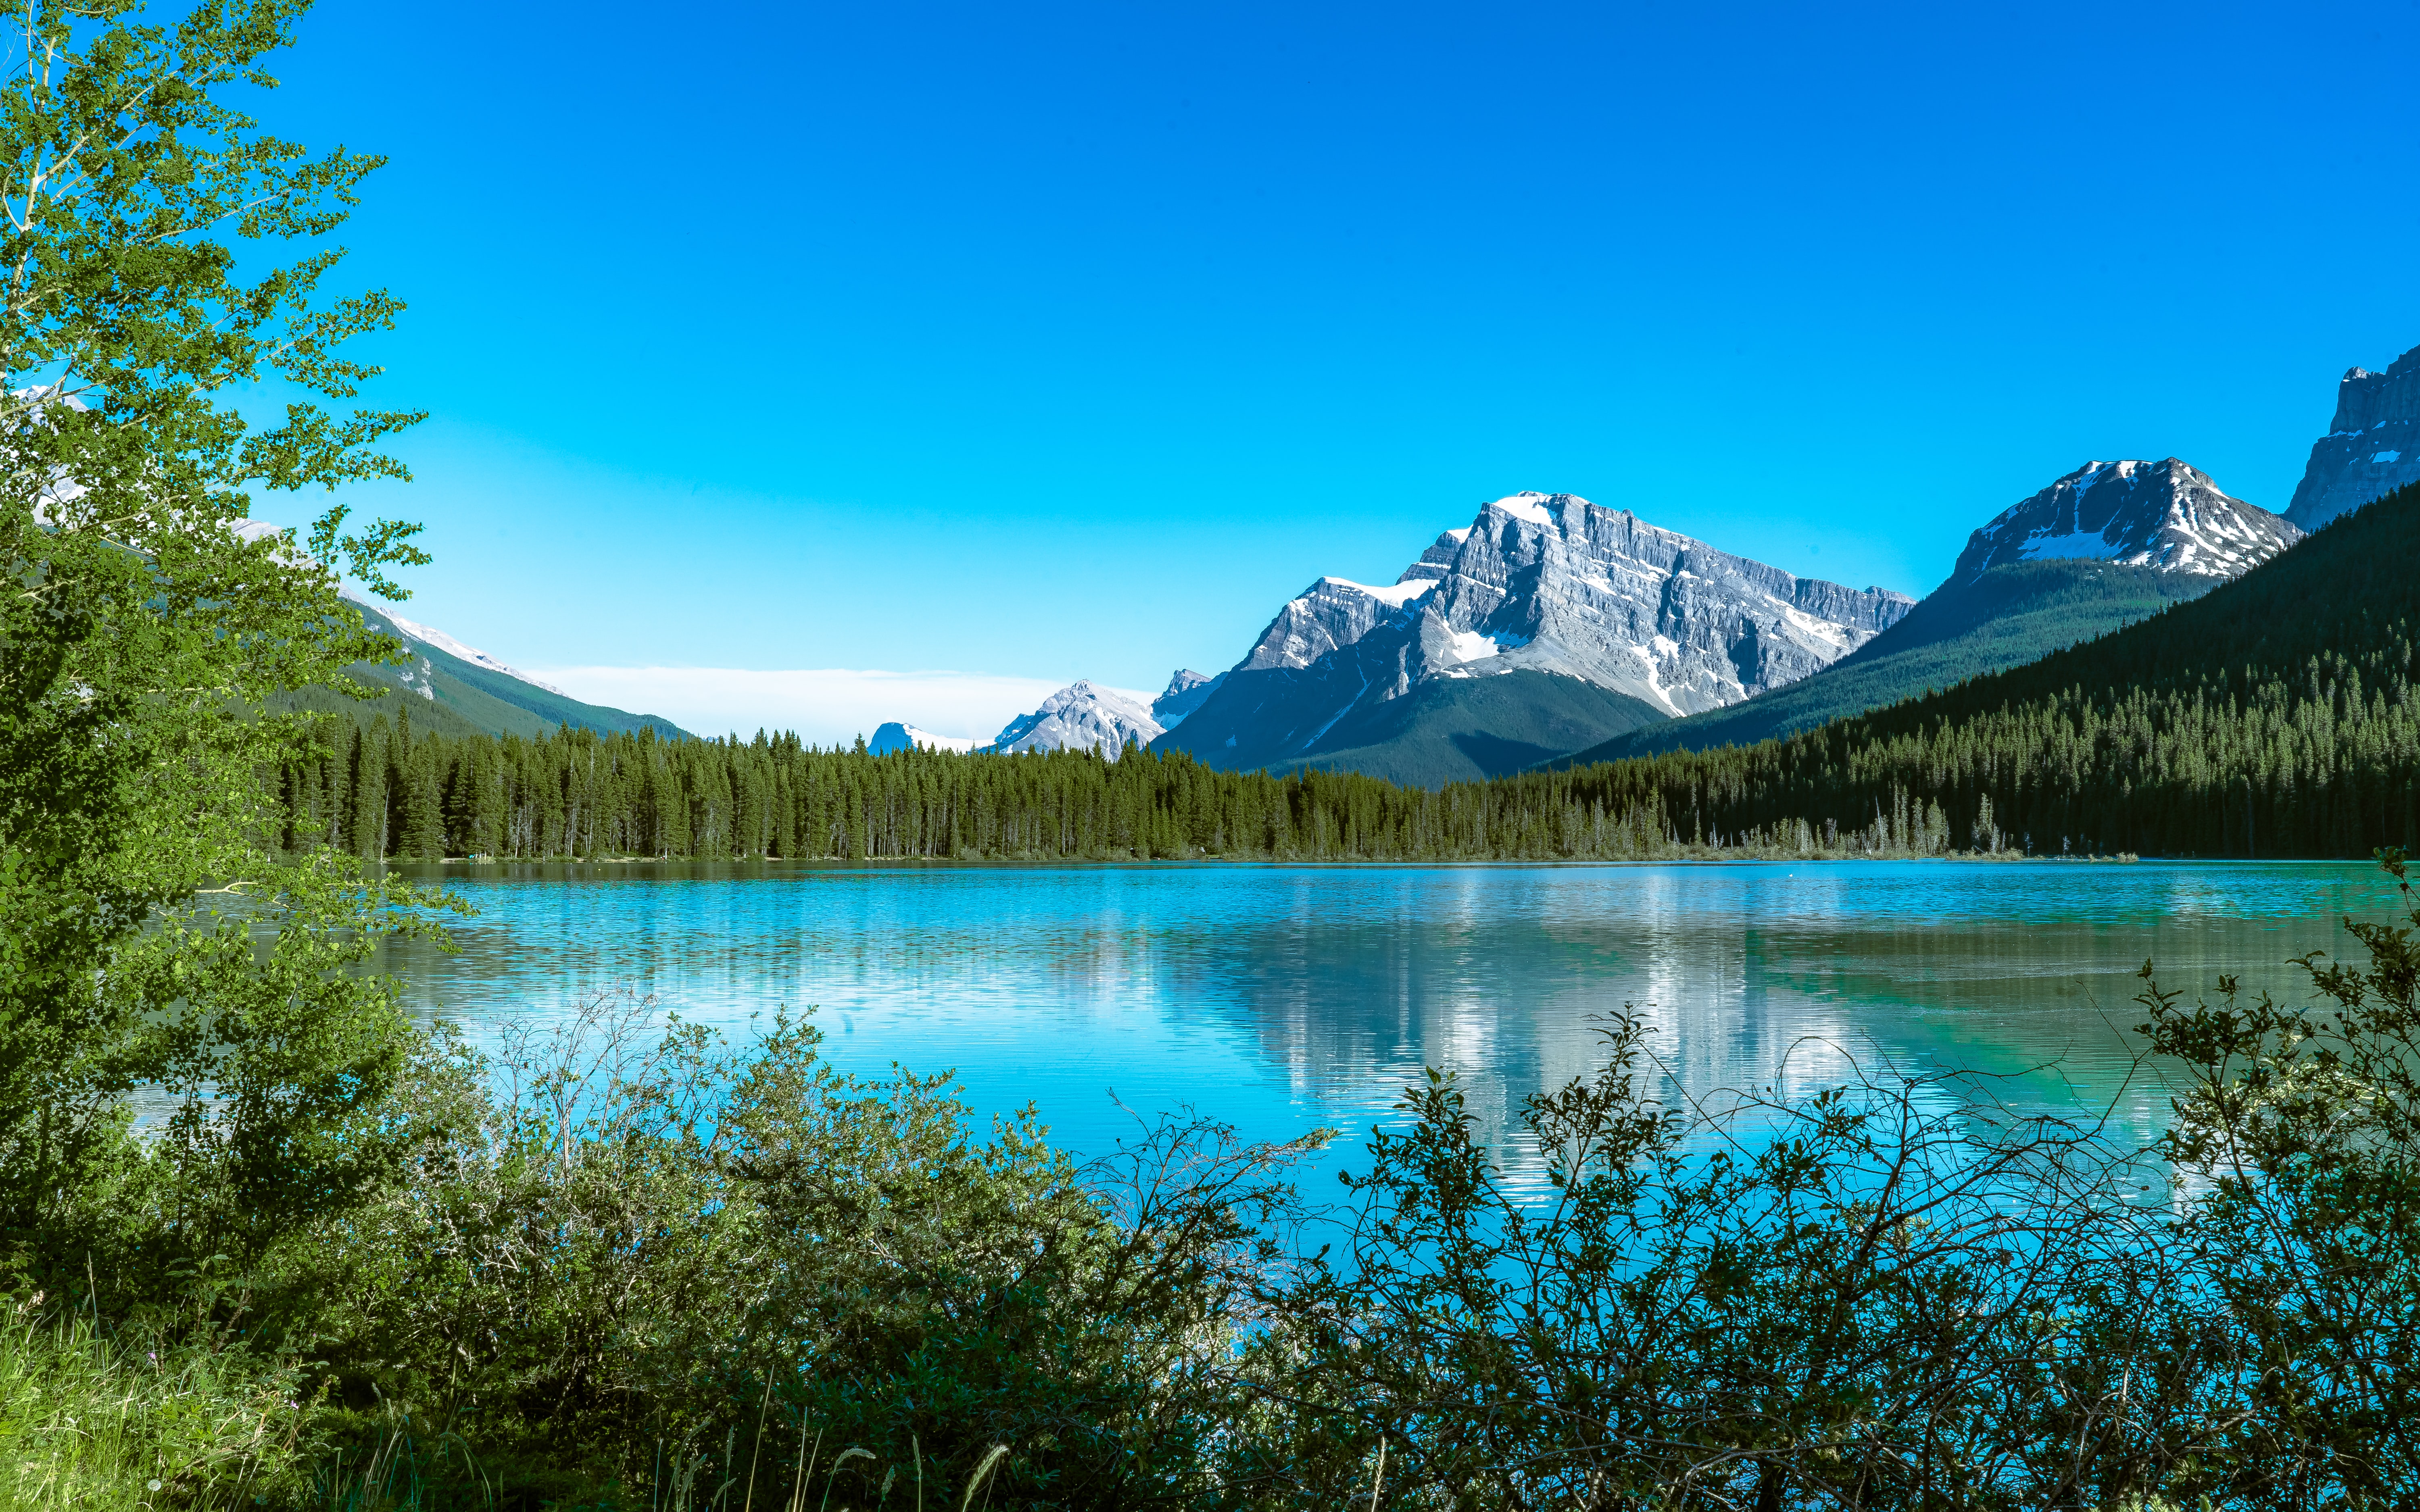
top-left (2285, 342), bottom-right (2420, 531)
top-left (345, 588), bottom-right (569, 695)
top-left (1158, 492), bottom-right (1915, 778)
top-left (1151, 669), bottom-right (1227, 728)
top-left (1951, 459), bottom-right (2301, 583)
top-left (1234, 576), bottom-right (1438, 672)
top-left (339, 594), bottom-right (687, 740)
top-left (990, 681), bottom-right (1164, 756)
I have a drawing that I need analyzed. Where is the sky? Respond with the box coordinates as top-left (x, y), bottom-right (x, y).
top-left (252, 0), bottom-right (2420, 744)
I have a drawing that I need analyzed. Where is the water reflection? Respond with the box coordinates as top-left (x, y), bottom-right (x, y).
top-left (381, 859), bottom-right (2393, 1172)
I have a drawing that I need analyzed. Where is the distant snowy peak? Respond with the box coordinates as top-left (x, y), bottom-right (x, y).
top-left (340, 585), bottom-right (567, 695)
top-left (1952, 459), bottom-right (2300, 584)
top-left (2284, 341), bottom-right (2420, 530)
top-left (992, 679), bottom-right (1164, 758)
top-left (868, 722), bottom-right (983, 755)
top-left (1151, 668), bottom-right (1227, 729)
top-left (869, 670), bottom-right (1225, 758)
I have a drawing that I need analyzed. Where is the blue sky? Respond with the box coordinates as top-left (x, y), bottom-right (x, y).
top-left (263, 0), bottom-right (2420, 742)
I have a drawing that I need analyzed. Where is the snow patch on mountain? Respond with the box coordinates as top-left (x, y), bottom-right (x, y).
top-left (1952, 459), bottom-right (2299, 583)
top-left (1329, 576), bottom-right (1437, 608)
top-left (1492, 493), bottom-right (1556, 528)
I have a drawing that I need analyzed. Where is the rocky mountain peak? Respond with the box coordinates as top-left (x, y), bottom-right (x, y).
top-left (1951, 458), bottom-right (2300, 583)
top-left (2285, 340), bottom-right (2420, 530)
top-left (1393, 492), bottom-right (1914, 715)
top-left (1395, 527), bottom-right (1470, 587)
top-left (991, 680), bottom-right (1163, 758)
top-left (1163, 492), bottom-right (1918, 777)
top-left (1235, 573), bottom-right (1438, 672)
top-left (1152, 668), bottom-right (1227, 728)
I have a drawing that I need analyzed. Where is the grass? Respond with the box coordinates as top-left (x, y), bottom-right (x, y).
top-left (0, 1298), bottom-right (307, 1511)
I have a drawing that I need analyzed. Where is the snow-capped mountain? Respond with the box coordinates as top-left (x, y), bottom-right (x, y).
top-left (1159, 492), bottom-right (1914, 779)
top-left (1397, 494), bottom-right (1912, 714)
top-left (1951, 459), bottom-right (2301, 583)
top-left (869, 670), bottom-right (1229, 759)
top-left (991, 680), bottom-right (1164, 757)
top-left (2285, 341), bottom-right (2420, 531)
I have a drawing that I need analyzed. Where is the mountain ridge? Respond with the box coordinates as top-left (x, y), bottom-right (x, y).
top-left (1553, 458), bottom-right (2299, 764)
top-left (335, 595), bottom-right (691, 741)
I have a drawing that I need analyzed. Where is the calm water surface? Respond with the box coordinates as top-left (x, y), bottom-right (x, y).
top-left (384, 860), bottom-right (2396, 1166)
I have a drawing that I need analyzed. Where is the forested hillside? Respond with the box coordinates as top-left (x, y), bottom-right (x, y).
top-left (1538, 480), bottom-right (2420, 858)
top-left (283, 483), bottom-right (2420, 863)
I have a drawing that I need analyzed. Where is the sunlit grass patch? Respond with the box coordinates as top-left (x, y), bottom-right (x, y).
top-left (0, 1298), bottom-right (305, 1511)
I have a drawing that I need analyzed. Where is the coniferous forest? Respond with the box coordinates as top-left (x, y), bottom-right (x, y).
top-left (290, 482), bottom-right (2420, 864)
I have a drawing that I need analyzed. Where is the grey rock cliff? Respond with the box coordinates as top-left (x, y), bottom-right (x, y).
top-left (1953, 459), bottom-right (2300, 583)
top-left (2285, 342), bottom-right (2420, 530)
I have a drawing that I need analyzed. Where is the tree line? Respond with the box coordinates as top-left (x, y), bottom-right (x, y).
top-left (272, 707), bottom-right (1919, 864)
top-left (289, 479), bottom-right (2420, 864)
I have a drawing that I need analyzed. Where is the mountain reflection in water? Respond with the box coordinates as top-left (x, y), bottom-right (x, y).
top-left (381, 860), bottom-right (2390, 1184)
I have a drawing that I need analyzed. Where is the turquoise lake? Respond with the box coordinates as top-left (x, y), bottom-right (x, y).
top-left (384, 859), bottom-right (2400, 1172)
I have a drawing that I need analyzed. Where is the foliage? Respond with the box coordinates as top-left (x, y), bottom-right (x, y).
top-left (1241, 1025), bottom-right (2179, 1510)
top-left (2131, 845), bottom-right (2420, 1504)
top-left (288, 993), bottom-right (1327, 1510)
top-left (268, 716), bottom-right (1976, 865)
top-left (0, 0), bottom-right (440, 1303)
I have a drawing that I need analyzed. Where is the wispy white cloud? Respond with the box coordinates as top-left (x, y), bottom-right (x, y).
top-left (523, 666), bottom-right (1070, 747)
